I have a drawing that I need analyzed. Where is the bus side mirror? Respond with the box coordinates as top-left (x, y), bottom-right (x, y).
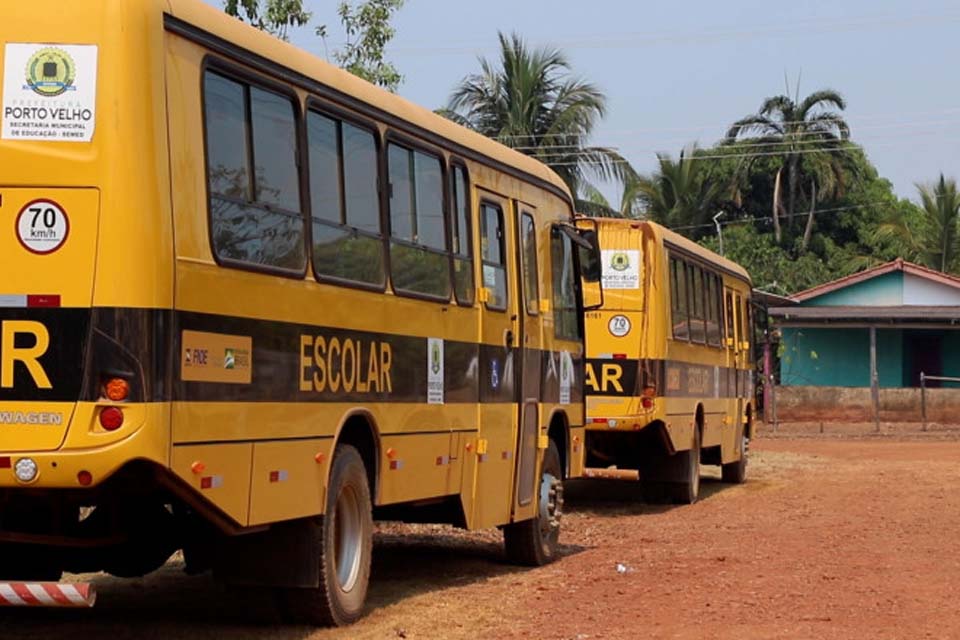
top-left (568, 220), bottom-right (603, 311)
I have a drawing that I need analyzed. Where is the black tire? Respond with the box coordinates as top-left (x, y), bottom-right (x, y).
top-left (668, 426), bottom-right (701, 505)
top-left (98, 504), bottom-right (178, 578)
top-left (0, 545), bottom-right (62, 581)
top-left (285, 445), bottom-right (373, 626)
top-left (721, 427), bottom-right (749, 484)
top-left (503, 441), bottom-right (563, 566)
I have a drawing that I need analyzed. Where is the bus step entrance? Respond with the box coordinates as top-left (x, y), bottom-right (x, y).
top-left (0, 582), bottom-right (96, 608)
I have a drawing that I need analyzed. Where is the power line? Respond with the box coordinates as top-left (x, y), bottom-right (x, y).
top-left (481, 109), bottom-right (960, 143)
top-left (508, 122), bottom-right (960, 156)
top-left (668, 202), bottom-right (889, 233)
top-left (530, 135), bottom-right (960, 166)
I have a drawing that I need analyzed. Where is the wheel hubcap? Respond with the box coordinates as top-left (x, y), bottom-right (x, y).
top-left (334, 485), bottom-right (363, 592)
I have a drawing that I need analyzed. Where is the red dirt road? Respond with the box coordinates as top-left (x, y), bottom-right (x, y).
top-left (8, 435), bottom-right (960, 639)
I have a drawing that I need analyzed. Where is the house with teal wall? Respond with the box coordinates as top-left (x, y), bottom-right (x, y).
top-left (769, 259), bottom-right (960, 389)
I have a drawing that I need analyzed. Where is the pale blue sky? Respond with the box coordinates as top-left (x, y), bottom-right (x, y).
top-left (204, 0), bottom-right (960, 203)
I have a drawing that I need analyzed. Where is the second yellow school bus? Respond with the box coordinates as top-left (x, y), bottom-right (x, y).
top-left (0, 0), bottom-right (596, 625)
top-left (583, 218), bottom-right (755, 503)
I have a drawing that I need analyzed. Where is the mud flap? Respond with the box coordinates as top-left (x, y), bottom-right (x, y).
top-left (214, 518), bottom-right (321, 588)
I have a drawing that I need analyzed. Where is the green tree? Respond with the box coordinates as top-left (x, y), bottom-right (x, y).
top-left (442, 32), bottom-right (628, 195)
top-left (631, 146), bottom-right (733, 233)
top-left (725, 88), bottom-right (851, 249)
top-left (874, 175), bottom-right (960, 273)
top-left (321, 0), bottom-right (405, 92)
top-left (225, 0), bottom-right (405, 92)
top-left (223, 0), bottom-right (310, 40)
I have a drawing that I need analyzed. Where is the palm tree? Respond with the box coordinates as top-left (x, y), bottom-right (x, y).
top-left (577, 146), bottom-right (732, 238)
top-left (442, 32), bottom-right (628, 195)
top-left (875, 175), bottom-right (960, 273)
top-left (725, 88), bottom-right (851, 249)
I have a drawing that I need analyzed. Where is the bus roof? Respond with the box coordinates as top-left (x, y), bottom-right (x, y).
top-left (590, 216), bottom-right (752, 284)
top-left (166, 0), bottom-right (573, 203)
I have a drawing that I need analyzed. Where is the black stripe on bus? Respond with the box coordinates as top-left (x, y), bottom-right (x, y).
top-left (0, 307), bottom-right (582, 406)
top-left (585, 358), bottom-right (753, 399)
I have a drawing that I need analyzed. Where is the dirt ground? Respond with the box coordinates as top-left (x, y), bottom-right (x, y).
top-left (8, 430), bottom-right (960, 640)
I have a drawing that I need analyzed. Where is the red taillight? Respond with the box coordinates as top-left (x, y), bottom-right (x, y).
top-left (641, 397), bottom-right (654, 410)
top-left (77, 470), bottom-right (93, 486)
top-left (99, 407), bottom-right (124, 431)
top-left (0, 457), bottom-right (10, 469)
top-left (591, 418), bottom-right (609, 424)
top-left (104, 378), bottom-right (130, 402)
top-left (27, 294), bottom-right (61, 308)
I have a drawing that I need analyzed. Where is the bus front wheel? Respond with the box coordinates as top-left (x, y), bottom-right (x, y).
top-left (503, 441), bottom-right (563, 566)
top-left (285, 445), bottom-right (373, 626)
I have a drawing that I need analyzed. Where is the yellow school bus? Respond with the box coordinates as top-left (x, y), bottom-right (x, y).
top-left (583, 217), bottom-right (754, 504)
top-left (0, 0), bottom-right (596, 624)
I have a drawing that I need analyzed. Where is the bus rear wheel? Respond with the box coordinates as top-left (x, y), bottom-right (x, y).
top-left (503, 441), bottom-right (563, 566)
top-left (721, 428), bottom-right (749, 484)
top-left (668, 426), bottom-right (702, 504)
top-left (640, 427), bottom-right (701, 505)
top-left (285, 445), bottom-right (372, 626)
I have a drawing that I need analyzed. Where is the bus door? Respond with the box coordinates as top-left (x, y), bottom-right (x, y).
top-left (512, 206), bottom-right (544, 520)
top-left (473, 193), bottom-right (521, 529)
top-left (732, 291), bottom-right (747, 434)
top-left (724, 288), bottom-right (742, 428)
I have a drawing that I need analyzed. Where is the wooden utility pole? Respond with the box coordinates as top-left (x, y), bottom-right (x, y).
top-left (870, 326), bottom-right (880, 432)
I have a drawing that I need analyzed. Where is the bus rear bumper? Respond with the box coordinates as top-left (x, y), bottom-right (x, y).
top-left (0, 403), bottom-right (168, 490)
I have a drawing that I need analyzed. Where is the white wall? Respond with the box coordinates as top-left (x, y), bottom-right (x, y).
top-left (903, 274), bottom-right (960, 305)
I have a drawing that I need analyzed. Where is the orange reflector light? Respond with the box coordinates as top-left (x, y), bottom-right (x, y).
top-left (314, 452), bottom-right (325, 464)
top-left (386, 448), bottom-right (396, 459)
top-left (190, 461), bottom-right (206, 475)
top-left (104, 378), bottom-right (130, 402)
top-left (77, 471), bottom-right (93, 486)
top-left (98, 407), bottom-right (124, 431)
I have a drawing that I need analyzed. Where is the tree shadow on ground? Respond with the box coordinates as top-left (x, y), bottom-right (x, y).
top-left (564, 474), bottom-right (733, 518)
top-left (3, 525), bottom-right (585, 640)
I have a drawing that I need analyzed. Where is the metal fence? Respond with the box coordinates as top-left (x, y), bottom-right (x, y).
top-left (920, 372), bottom-right (960, 432)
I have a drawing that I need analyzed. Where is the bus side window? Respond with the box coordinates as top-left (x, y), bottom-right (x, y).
top-left (706, 273), bottom-right (722, 347)
top-left (671, 257), bottom-right (690, 341)
top-left (308, 112), bottom-right (385, 287)
top-left (689, 264), bottom-right (706, 344)
top-left (451, 165), bottom-right (474, 306)
top-left (724, 289), bottom-right (736, 349)
top-left (520, 213), bottom-right (540, 316)
top-left (387, 143), bottom-right (451, 300)
top-left (551, 228), bottom-right (580, 341)
top-left (204, 72), bottom-right (306, 273)
top-left (741, 295), bottom-right (752, 357)
top-left (480, 203), bottom-right (508, 311)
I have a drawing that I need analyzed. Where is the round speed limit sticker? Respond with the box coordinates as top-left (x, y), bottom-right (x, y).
top-left (608, 314), bottom-right (632, 337)
top-left (16, 199), bottom-right (70, 255)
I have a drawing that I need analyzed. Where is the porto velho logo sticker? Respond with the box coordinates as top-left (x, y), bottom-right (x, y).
top-left (25, 48), bottom-right (77, 97)
top-left (610, 252), bottom-right (631, 272)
